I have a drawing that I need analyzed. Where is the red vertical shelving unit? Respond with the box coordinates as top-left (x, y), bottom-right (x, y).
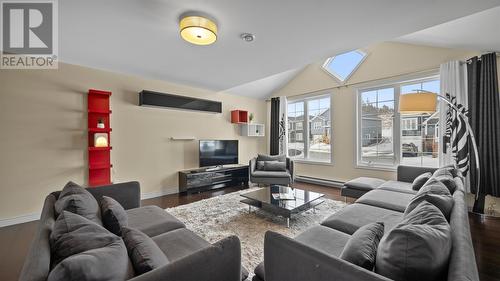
top-left (88, 89), bottom-right (112, 186)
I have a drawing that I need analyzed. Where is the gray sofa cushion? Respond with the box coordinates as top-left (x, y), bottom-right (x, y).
top-left (126, 206), bottom-right (185, 237)
top-left (54, 181), bottom-right (101, 224)
top-left (344, 177), bottom-right (386, 191)
top-left (412, 172), bottom-right (432, 191)
top-left (262, 161), bottom-right (287, 171)
top-left (405, 179), bottom-right (454, 221)
top-left (432, 168), bottom-right (458, 194)
top-left (294, 225), bottom-right (350, 257)
top-left (321, 203), bottom-right (403, 235)
top-left (339, 222), bottom-right (384, 270)
top-left (48, 211), bottom-right (130, 281)
top-left (50, 211), bottom-right (120, 265)
top-left (356, 189), bottom-right (414, 212)
top-left (101, 196), bottom-right (128, 236)
top-left (376, 201), bottom-right (452, 281)
top-left (251, 170), bottom-right (291, 178)
top-left (377, 180), bottom-right (416, 194)
top-left (153, 228), bottom-right (211, 261)
top-left (122, 227), bottom-right (169, 275)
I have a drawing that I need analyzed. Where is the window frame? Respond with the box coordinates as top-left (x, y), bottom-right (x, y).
top-left (356, 74), bottom-right (440, 170)
top-left (287, 92), bottom-right (334, 165)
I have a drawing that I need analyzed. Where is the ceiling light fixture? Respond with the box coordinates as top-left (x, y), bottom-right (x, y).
top-left (179, 16), bottom-right (217, 45)
top-left (240, 33), bottom-right (255, 42)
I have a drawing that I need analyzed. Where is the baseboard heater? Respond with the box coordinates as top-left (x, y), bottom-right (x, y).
top-left (139, 90), bottom-right (222, 113)
top-left (295, 175), bottom-right (344, 188)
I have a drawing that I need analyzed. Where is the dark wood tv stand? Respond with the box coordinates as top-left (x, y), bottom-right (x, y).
top-left (178, 164), bottom-right (249, 194)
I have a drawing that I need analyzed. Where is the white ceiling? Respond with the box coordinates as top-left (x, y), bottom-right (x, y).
top-left (398, 6), bottom-right (500, 52)
top-left (220, 67), bottom-right (303, 99)
top-left (59, 0), bottom-right (500, 96)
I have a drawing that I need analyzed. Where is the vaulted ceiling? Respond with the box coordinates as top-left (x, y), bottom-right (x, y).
top-left (398, 6), bottom-right (500, 53)
top-left (59, 0), bottom-right (500, 97)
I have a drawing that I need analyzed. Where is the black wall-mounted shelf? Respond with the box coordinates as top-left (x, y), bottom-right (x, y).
top-left (139, 90), bottom-right (222, 113)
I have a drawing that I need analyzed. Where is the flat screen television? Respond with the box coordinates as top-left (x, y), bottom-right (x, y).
top-left (199, 140), bottom-right (238, 167)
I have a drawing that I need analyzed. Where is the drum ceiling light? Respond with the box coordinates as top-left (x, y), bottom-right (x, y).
top-left (179, 16), bottom-right (217, 45)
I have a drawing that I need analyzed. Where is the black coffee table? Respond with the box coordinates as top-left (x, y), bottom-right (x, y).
top-left (240, 185), bottom-right (325, 227)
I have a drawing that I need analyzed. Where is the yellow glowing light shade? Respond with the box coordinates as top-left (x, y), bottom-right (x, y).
top-left (94, 133), bottom-right (108, 147)
top-left (179, 16), bottom-right (217, 45)
top-left (399, 92), bottom-right (438, 114)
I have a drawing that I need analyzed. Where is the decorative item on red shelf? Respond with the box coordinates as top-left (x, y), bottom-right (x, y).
top-left (94, 133), bottom-right (108, 147)
top-left (97, 118), bottom-right (105, 129)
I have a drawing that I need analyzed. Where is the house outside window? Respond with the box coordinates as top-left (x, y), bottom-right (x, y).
top-left (287, 94), bottom-right (332, 163)
top-left (357, 76), bottom-right (440, 169)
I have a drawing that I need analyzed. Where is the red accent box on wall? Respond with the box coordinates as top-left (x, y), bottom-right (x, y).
top-left (231, 110), bottom-right (248, 123)
top-left (88, 89), bottom-right (112, 186)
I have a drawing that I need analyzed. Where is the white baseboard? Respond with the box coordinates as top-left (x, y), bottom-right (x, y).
top-left (295, 175), bottom-right (344, 188)
top-left (0, 190), bottom-right (176, 228)
top-left (141, 189), bottom-right (177, 200)
top-left (0, 212), bottom-right (40, 228)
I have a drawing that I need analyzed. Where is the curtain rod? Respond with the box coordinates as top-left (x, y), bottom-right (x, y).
top-left (465, 52), bottom-right (500, 64)
top-left (265, 67), bottom-right (439, 102)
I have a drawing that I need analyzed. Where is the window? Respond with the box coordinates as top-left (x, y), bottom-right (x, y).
top-left (402, 118), bottom-right (417, 130)
top-left (357, 77), bottom-right (440, 168)
top-left (296, 133), bottom-right (303, 141)
top-left (287, 94), bottom-right (332, 163)
top-left (323, 50), bottom-right (367, 83)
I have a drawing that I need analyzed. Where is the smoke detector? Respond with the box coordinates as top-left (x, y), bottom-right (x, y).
top-left (240, 33), bottom-right (255, 42)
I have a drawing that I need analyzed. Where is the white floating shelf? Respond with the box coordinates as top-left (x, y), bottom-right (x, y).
top-left (170, 137), bottom-right (196, 141)
top-left (240, 123), bottom-right (265, 137)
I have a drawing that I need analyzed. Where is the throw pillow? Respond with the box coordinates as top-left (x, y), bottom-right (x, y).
top-left (54, 181), bottom-right (101, 224)
top-left (263, 161), bottom-right (287, 171)
top-left (339, 222), bottom-right (384, 270)
top-left (256, 161), bottom-right (265, 170)
top-left (257, 154), bottom-right (286, 163)
top-left (406, 178), bottom-right (453, 220)
top-left (101, 196), bottom-right (128, 236)
top-left (122, 227), bottom-right (169, 275)
top-left (432, 168), bottom-right (458, 194)
top-left (50, 211), bottom-right (121, 265)
top-left (376, 202), bottom-right (452, 281)
top-left (412, 172), bottom-right (432, 191)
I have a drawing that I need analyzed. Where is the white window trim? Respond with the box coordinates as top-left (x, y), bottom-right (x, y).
top-left (288, 92), bottom-right (333, 164)
top-left (322, 50), bottom-right (368, 85)
top-left (355, 74), bottom-right (439, 170)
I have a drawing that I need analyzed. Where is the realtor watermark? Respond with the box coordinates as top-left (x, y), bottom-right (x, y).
top-left (1, 0), bottom-right (58, 69)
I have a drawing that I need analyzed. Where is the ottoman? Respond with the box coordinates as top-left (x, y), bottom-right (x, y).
top-left (340, 177), bottom-right (386, 199)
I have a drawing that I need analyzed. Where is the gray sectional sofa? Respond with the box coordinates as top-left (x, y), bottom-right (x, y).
top-left (253, 165), bottom-right (479, 281)
top-left (19, 181), bottom-right (246, 281)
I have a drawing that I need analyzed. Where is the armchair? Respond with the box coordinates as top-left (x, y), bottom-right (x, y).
top-left (249, 156), bottom-right (294, 186)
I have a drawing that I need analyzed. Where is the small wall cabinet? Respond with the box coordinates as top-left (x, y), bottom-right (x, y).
top-left (240, 123), bottom-right (265, 137)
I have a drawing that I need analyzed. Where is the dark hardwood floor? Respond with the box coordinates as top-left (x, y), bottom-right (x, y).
top-left (1, 183), bottom-right (498, 281)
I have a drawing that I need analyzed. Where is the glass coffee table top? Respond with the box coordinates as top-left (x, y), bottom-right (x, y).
top-left (240, 185), bottom-right (325, 227)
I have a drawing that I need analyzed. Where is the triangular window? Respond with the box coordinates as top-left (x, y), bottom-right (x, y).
top-left (322, 50), bottom-right (367, 83)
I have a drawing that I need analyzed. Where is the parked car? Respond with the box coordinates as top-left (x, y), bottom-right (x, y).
top-left (402, 142), bottom-right (418, 157)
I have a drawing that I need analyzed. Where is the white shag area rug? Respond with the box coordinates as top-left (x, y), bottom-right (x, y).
top-left (166, 188), bottom-right (347, 278)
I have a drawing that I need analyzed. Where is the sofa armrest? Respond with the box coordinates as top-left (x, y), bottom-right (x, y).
top-left (130, 236), bottom-right (242, 281)
top-left (249, 158), bottom-right (257, 175)
top-left (397, 165), bottom-right (438, 183)
top-left (86, 181), bottom-right (141, 210)
top-left (264, 231), bottom-right (390, 281)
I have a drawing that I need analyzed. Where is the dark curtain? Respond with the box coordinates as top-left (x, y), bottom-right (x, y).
top-left (467, 53), bottom-right (500, 212)
top-left (270, 97), bottom-right (280, 155)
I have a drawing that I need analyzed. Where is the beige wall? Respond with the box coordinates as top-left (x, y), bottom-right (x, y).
top-left (272, 42), bottom-right (478, 182)
top-left (0, 63), bottom-right (267, 221)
